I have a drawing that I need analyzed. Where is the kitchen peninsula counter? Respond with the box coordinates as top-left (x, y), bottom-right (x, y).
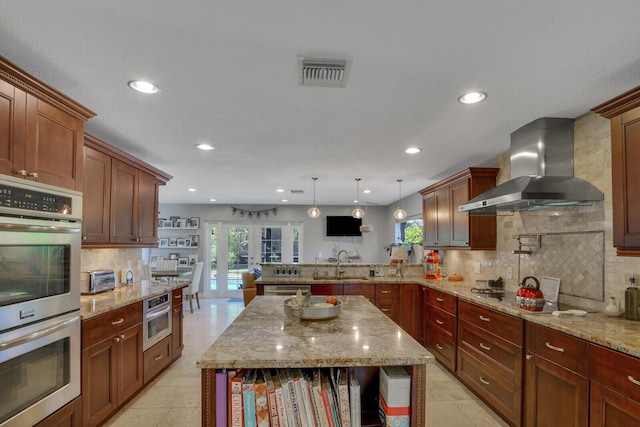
top-left (80, 280), bottom-right (186, 319)
top-left (197, 295), bottom-right (433, 426)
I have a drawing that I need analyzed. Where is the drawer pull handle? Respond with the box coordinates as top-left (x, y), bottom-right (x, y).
top-left (174, 295), bottom-right (182, 299)
top-left (479, 343), bottom-right (491, 351)
top-left (526, 355), bottom-right (534, 360)
top-left (381, 308), bottom-right (391, 312)
top-left (174, 308), bottom-right (180, 313)
top-left (436, 297), bottom-right (444, 302)
top-left (628, 376), bottom-right (640, 386)
top-left (435, 344), bottom-right (444, 350)
top-left (113, 334), bottom-right (124, 342)
top-left (479, 315), bottom-right (490, 322)
top-left (479, 376), bottom-right (490, 386)
top-left (111, 318), bottom-right (124, 325)
top-left (154, 354), bottom-right (163, 361)
top-left (436, 319), bottom-right (444, 325)
top-left (381, 290), bottom-right (392, 294)
top-left (545, 342), bottom-right (565, 353)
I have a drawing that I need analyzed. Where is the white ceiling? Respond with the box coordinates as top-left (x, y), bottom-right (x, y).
top-left (1, 1), bottom-right (640, 206)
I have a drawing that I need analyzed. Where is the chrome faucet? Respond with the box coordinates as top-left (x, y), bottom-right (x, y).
top-left (313, 256), bottom-right (320, 278)
top-left (336, 250), bottom-right (349, 277)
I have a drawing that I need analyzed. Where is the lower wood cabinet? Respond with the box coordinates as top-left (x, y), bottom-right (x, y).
top-left (375, 283), bottom-right (399, 321)
top-left (171, 287), bottom-right (184, 360)
top-left (34, 396), bottom-right (82, 427)
top-left (143, 335), bottom-right (173, 384)
top-left (425, 288), bottom-right (458, 372)
top-left (590, 344), bottom-right (640, 426)
top-left (524, 323), bottom-right (589, 427)
top-left (398, 283), bottom-right (422, 340)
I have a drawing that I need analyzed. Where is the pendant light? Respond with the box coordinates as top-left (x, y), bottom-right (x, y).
top-left (307, 177), bottom-right (321, 219)
top-left (351, 178), bottom-right (365, 219)
top-left (393, 179), bottom-right (407, 220)
top-left (359, 202), bottom-right (373, 233)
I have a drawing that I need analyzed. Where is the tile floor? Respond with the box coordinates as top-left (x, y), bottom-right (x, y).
top-left (105, 298), bottom-right (508, 426)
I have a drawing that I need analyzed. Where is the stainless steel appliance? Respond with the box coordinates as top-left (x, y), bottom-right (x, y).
top-left (81, 269), bottom-right (117, 295)
top-left (143, 292), bottom-right (172, 351)
top-left (263, 284), bottom-right (311, 296)
top-left (0, 175), bottom-right (82, 426)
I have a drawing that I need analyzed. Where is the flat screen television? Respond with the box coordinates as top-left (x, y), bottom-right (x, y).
top-left (326, 216), bottom-right (362, 237)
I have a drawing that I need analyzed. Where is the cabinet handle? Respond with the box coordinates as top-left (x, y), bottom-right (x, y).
top-left (479, 376), bottom-right (490, 386)
top-left (111, 318), bottom-right (124, 325)
top-left (381, 308), bottom-right (391, 312)
top-left (545, 342), bottom-right (565, 353)
top-left (174, 295), bottom-right (182, 299)
top-left (479, 343), bottom-right (491, 351)
top-left (28, 172), bottom-right (38, 179)
top-left (479, 315), bottom-right (490, 322)
top-left (154, 354), bottom-right (163, 361)
top-left (82, 236), bottom-right (87, 240)
top-left (436, 297), bottom-right (444, 302)
top-left (113, 335), bottom-right (123, 343)
top-left (16, 169), bottom-right (27, 176)
top-left (381, 290), bottom-right (392, 294)
top-left (435, 344), bottom-right (444, 350)
top-left (174, 308), bottom-right (180, 313)
top-left (628, 376), bottom-right (640, 386)
top-left (436, 319), bottom-right (444, 325)
top-left (526, 355), bottom-right (534, 360)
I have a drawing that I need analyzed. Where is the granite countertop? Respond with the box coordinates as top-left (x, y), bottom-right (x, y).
top-left (257, 276), bottom-right (640, 359)
top-left (196, 295), bottom-right (433, 370)
top-left (79, 280), bottom-right (186, 320)
top-left (256, 275), bottom-right (423, 284)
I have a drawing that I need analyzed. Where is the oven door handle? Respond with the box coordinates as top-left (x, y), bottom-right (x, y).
top-left (0, 223), bottom-right (81, 234)
top-left (0, 315), bottom-right (80, 351)
top-left (145, 305), bottom-right (171, 320)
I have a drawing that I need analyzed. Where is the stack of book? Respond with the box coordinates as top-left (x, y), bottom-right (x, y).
top-left (216, 367), bottom-right (362, 427)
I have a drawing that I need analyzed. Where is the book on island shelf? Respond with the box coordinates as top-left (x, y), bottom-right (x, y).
top-left (262, 370), bottom-right (280, 427)
top-left (229, 369), bottom-right (245, 427)
top-left (255, 370), bottom-right (270, 427)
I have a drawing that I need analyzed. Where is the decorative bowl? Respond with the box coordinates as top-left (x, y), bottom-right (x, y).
top-left (283, 296), bottom-right (342, 320)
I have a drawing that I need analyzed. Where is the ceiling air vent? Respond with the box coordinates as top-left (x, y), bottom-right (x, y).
top-left (298, 57), bottom-right (351, 87)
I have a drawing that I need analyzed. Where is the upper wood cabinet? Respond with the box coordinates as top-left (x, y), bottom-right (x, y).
top-left (0, 56), bottom-right (95, 190)
top-left (83, 134), bottom-right (171, 248)
top-left (420, 167), bottom-right (499, 250)
top-left (593, 87), bottom-right (640, 256)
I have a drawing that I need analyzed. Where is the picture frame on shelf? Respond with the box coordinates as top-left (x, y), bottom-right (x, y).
top-left (158, 238), bottom-right (169, 247)
top-left (190, 235), bottom-right (199, 247)
top-left (178, 257), bottom-right (189, 267)
top-left (188, 254), bottom-right (198, 266)
top-left (177, 238), bottom-right (187, 247)
top-left (184, 238), bottom-right (192, 247)
top-left (177, 218), bottom-right (189, 228)
top-left (162, 220), bottom-right (173, 228)
top-left (158, 218), bottom-right (166, 228)
top-left (169, 237), bottom-right (178, 247)
top-left (169, 253), bottom-right (180, 260)
top-left (189, 217), bottom-right (200, 228)
top-left (169, 216), bottom-right (180, 227)
top-left (149, 255), bottom-right (162, 268)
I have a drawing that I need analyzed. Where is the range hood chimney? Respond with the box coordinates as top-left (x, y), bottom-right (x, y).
top-left (458, 118), bottom-right (604, 215)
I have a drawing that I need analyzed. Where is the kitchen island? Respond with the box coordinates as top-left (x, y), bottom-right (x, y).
top-left (197, 295), bottom-right (433, 426)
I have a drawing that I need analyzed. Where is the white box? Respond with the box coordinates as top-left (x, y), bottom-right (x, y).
top-left (379, 366), bottom-right (410, 408)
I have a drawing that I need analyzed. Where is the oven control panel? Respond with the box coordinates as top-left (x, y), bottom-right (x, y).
top-left (0, 183), bottom-right (73, 215)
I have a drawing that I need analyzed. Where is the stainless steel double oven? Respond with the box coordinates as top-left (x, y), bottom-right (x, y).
top-left (0, 175), bottom-right (82, 427)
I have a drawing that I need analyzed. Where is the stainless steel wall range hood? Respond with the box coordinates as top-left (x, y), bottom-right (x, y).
top-left (458, 117), bottom-right (604, 215)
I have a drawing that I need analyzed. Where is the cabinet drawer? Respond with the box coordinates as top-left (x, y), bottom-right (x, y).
top-left (312, 283), bottom-right (343, 295)
top-left (376, 283), bottom-right (398, 299)
top-left (427, 306), bottom-right (456, 337)
top-left (458, 300), bottom-right (523, 345)
top-left (591, 344), bottom-right (640, 402)
top-left (526, 322), bottom-right (589, 377)
top-left (343, 283), bottom-right (375, 299)
top-left (427, 326), bottom-right (456, 372)
top-left (427, 289), bottom-right (457, 314)
top-left (171, 287), bottom-right (183, 306)
top-left (376, 298), bottom-right (397, 321)
top-left (459, 319), bottom-right (522, 385)
top-left (143, 335), bottom-right (172, 384)
top-left (458, 348), bottom-right (522, 425)
top-left (82, 302), bottom-right (142, 348)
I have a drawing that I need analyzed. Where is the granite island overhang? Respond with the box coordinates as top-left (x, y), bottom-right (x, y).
top-left (197, 295), bottom-right (434, 426)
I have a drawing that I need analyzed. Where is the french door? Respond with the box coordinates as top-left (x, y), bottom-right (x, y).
top-left (204, 222), bottom-right (302, 298)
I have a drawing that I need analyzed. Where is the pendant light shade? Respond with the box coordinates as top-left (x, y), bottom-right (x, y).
top-left (307, 177), bottom-right (321, 219)
top-left (393, 179), bottom-right (407, 220)
top-left (351, 178), bottom-right (365, 219)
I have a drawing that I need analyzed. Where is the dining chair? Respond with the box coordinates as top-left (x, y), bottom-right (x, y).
top-left (181, 262), bottom-right (204, 313)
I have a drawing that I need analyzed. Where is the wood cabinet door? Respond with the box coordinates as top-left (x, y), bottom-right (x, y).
top-left (0, 80), bottom-right (26, 177)
top-left (524, 352), bottom-right (589, 427)
top-left (137, 170), bottom-right (160, 245)
top-left (117, 324), bottom-right (144, 406)
top-left (172, 300), bottom-right (184, 360)
top-left (82, 338), bottom-right (117, 427)
top-left (311, 283), bottom-right (343, 295)
top-left (422, 192), bottom-right (438, 247)
top-left (25, 96), bottom-right (84, 190)
top-left (611, 108), bottom-right (640, 250)
top-left (34, 396), bottom-right (82, 427)
top-left (110, 158), bottom-right (138, 244)
top-left (591, 382), bottom-right (640, 427)
top-left (82, 145), bottom-right (111, 244)
top-left (435, 186), bottom-right (451, 247)
top-left (450, 178), bottom-right (470, 247)
top-left (397, 284), bottom-right (422, 340)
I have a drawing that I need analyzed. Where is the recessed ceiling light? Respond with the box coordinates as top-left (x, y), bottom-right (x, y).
top-left (209, 198), bottom-right (216, 202)
top-left (196, 143), bottom-right (214, 151)
top-left (127, 80), bottom-right (160, 94)
top-left (188, 188), bottom-right (197, 192)
top-left (458, 91), bottom-right (487, 104)
top-left (405, 147), bottom-right (422, 154)
top-left (281, 199), bottom-right (288, 202)
top-left (276, 188), bottom-right (285, 193)
top-left (363, 189), bottom-right (371, 194)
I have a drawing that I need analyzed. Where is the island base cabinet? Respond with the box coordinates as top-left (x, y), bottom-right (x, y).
top-left (143, 335), bottom-right (172, 384)
top-left (34, 396), bottom-right (82, 427)
top-left (590, 382), bottom-right (640, 426)
top-left (457, 349), bottom-right (522, 426)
